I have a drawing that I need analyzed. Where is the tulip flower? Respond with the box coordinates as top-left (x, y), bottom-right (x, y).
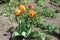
top-left (28, 10), bottom-right (34, 17)
top-left (14, 8), bottom-right (21, 16)
top-left (28, 5), bottom-right (32, 9)
top-left (18, 4), bottom-right (25, 12)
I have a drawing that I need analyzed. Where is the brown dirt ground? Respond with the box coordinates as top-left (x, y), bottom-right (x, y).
top-left (0, 0), bottom-right (60, 40)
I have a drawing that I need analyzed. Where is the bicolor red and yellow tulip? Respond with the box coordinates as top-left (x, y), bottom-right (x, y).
top-left (28, 10), bottom-right (34, 17)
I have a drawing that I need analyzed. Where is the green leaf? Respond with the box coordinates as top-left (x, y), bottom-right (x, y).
top-left (55, 7), bottom-right (60, 13)
top-left (12, 31), bottom-right (20, 38)
top-left (27, 27), bottom-right (32, 37)
top-left (55, 27), bottom-right (60, 35)
top-left (36, 0), bottom-right (44, 6)
top-left (0, 10), bottom-right (2, 15)
top-left (32, 31), bottom-right (45, 40)
top-left (21, 31), bottom-right (27, 37)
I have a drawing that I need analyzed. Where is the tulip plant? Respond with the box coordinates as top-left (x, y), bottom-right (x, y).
top-left (50, 0), bottom-right (60, 3)
top-left (12, 4), bottom-right (46, 40)
top-left (37, 21), bottom-right (60, 35)
top-left (35, 0), bottom-right (44, 6)
top-left (0, 0), bottom-right (10, 3)
top-left (55, 7), bottom-right (60, 13)
top-left (11, 3), bottom-right (60, 40)
top-left (39, 6), bottom-right (57, 18)
top-left (50, 0), bottom-right (58, 3)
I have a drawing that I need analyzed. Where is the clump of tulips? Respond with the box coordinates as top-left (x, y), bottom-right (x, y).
top-left (12, 4), bottom-right (46, 40)
top-left (11, 3), bottom-right (60, 40)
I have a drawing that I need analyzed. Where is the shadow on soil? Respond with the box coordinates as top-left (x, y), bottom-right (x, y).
top-left (51, 32), bottom-right (60, 39)
top-left (7, 27), bottom-right (14, 40)
top-left (47, 31), bottom-right (60, 40)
